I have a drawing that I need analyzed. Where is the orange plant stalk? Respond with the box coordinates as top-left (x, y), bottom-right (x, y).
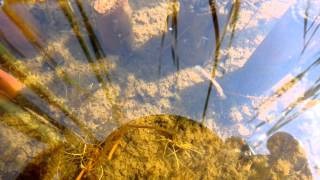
top-left (0, 69), bottom-right (25, 98)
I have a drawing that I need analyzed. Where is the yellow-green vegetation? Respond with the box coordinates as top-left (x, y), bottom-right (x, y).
top-left (13, 115), bottom-right (311, 179)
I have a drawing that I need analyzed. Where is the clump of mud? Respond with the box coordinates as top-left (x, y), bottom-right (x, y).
top-left (88, 115), bottom-right (312, 179)
top-left (16, 115), bottom-right (310, 179)
top-left (89, 115), bottom-right (228, 179)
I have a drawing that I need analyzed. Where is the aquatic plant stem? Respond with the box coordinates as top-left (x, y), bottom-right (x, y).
top-left (1, 3), bottom-right (83, 90)
top-left (0, 95), bottom-right (63, 145)
top-left (0, 43), bottom-right (98, 143)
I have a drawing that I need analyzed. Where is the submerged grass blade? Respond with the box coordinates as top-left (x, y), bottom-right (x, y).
top-left (203, 0), bottom-right (240, 123)
top-left (255, 74), bottom-right (320, 134)
top-left (220, 0), bottom-right (240, 51)
top-left (306, 12), bottom-right (320, 33)
top-left (300, 21), bottom-right (320, 56)
top-left (221, 0), bottom-right (240, 75)
top-left (158, 29), bottom-right (166, 76)
top-left (0, 30), bottom-right (25, 58)
top-left (303, 0), bottom-right (310, 46)
top-left (249, 57), bottom-right (320, 123)
top-left (1, 3), bottom-right (39, 44)
top-left (57, 0), bottom-right (111, 86)
top-left (0, 43), bottom-right (97, 143)
top-left (159, 1), bottom-right (181, 75)
top-left (57, 0), bottom-right (127, 126)
top-left (226, 0), bottom-right (240, 50)
top-left (74, 0), bottom-right (106, 60)
top-left (170, 0), bottom-right (179, 71)
top-left (0, 95), bottom-right (63, 145)
top-left (1, 4), bottom-right (85, 91)
top-left (267, 82), bottom-right (320, 134)
top-left (202, 0), bottom-right (220, 123)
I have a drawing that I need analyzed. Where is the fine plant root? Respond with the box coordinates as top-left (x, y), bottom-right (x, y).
top-left (75, 124), bottom-right (175, 180)
top-left (160, 136), bottom-right (202, 168)
top-left (98, 166), bottom-right (104, 180)
top-left (160, 137), bottom-right (203, 155)
top-left (107, 139), bottom-right (121, 160)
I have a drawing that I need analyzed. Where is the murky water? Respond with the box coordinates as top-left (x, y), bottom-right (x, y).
top-left (0, 0), bottom-right (319, 179)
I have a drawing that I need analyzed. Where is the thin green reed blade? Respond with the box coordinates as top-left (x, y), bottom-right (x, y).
top-left (168, 1), bottom-right (180, 71)
top-left (57, 0), bottom-right (125, 125)
top-left (74, 0), bottom-right (112, 85)
top-left (202, 0), bottom-right (220, 124)
top-left (0, 43), bottom-right (97, 143)
top-left (226, 0), bottom-right (240, 51)
top-left (248, 57), bottom-right (320, 124)
top-left (267, 82), bottom-right (320, 135)
top-left (202, 0), bottom-right (241, 123)
top-left (74, 0), bottom-right (106, 60)
top-left (57, 0), bottom-right (111, 85)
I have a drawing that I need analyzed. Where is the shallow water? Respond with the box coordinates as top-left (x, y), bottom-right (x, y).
top-left (0, 0), bottom-right (319, 179)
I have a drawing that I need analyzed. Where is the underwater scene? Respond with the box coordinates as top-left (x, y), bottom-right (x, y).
top-left (0, 0), bottom-right (320, 179)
